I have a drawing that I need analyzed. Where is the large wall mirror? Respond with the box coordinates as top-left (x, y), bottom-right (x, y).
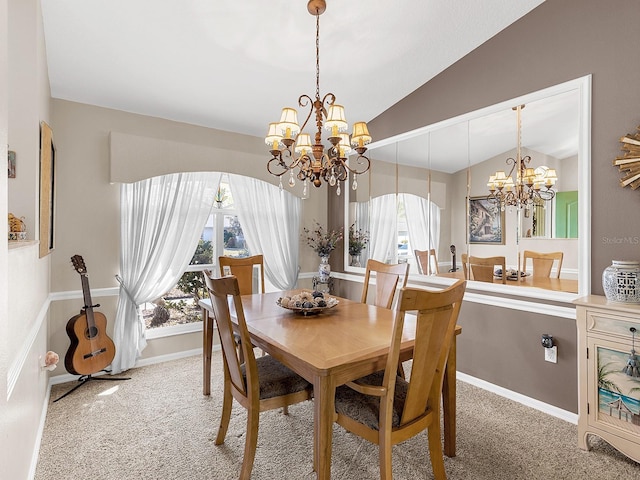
top-left (344, 76), bottom-right (591, 299)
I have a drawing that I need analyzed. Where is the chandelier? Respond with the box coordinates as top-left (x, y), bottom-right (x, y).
top-left (265, 0), bottom-right (371, 197)
top-left (487, 105), bottom-right (558, 211)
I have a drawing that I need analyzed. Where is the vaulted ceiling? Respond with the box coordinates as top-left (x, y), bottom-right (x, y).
top-left (41, 0), bottom-right (545, 140)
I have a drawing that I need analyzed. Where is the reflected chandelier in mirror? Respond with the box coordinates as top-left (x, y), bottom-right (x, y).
top-left (487, 105), bottom-right (558, 212)
top-left (344, 75), bottom-right (591, 298)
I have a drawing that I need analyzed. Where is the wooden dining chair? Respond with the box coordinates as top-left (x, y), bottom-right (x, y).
top-left (361, 259), bottom-right (410, 309)
top-left (219, 254), bottom-right (265, 295)
top-left (334, 280), bottom-right (467, 480)
top-left (414, 248), bottom-right (439, 275)
top-left (522, 250), bottom-right (564, 278)
top-left (203, 274), bottom-right (313, 480)
top-left (218, 255), bottom-right (265, 364)
top-left (462, 254), bottom-right (506, 284)
top-left (461, 253), bottom-right (469, 280)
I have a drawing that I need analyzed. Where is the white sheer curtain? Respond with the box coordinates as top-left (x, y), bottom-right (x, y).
top-left (402, 193), bottom-right (441, 273)
top-left (228, 174), bottom-right (301, 290)
top-left (368, 194), bottom-right (398, 263)
top-left (112, 172), bottom-right (220, 373)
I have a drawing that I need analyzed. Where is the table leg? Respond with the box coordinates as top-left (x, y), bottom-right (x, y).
top-left (442, 333), bottom-right (457, 457)
top-left (202, 307), bottom-right (213, 396)
top-left (313, 375), bottom-right (336, 480)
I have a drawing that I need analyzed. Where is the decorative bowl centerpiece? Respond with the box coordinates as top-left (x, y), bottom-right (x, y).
top-left (494, 268), bottom-right (529, 281)
top-left (277, 290), bottom-right (338, 316)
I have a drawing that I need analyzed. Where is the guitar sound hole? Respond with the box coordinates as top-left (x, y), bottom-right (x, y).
top-left (86, 326), bottom-right (99, 339)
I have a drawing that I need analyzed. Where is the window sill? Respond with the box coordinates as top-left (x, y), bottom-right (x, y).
top-left (146, 321), bottom-right (203, 340)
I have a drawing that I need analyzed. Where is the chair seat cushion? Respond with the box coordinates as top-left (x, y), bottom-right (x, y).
top-left (334, 371), bottom-right (409, 430)
top-left (242, 355), bottom-right (311, 400)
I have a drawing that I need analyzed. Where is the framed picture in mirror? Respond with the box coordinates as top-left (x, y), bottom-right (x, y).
top-left (468, 196), bottom-right (505, 244)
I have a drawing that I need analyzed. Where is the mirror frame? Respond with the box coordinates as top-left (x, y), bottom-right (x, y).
top-left (344, 75), bottom-right (591, 300)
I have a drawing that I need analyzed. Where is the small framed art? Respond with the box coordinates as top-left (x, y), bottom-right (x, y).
top-left (468, 196), bottom-right (505, 245)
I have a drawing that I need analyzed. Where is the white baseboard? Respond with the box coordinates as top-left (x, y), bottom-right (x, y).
top-left (48, 346), bottom-right (220, 386)
top-left (457, 371), bottom-right (578, 424)
top-left (29, 383), bottom-right (53, 480)
top-left (46, 350), bottom-right (577, 425)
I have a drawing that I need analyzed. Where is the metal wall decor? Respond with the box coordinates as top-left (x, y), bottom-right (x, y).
top-left (614, 126), bottom-right (640, 190)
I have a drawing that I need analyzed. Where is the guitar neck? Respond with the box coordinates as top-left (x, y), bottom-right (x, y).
top-left (80, 274), bottom-right (96, 328)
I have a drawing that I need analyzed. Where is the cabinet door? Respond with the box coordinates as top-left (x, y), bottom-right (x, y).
top-left (587, 335), bottom-right (640, 441)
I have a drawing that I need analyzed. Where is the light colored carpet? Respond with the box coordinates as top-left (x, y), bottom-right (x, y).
top-left (36, 353), bottom-right (640, 479)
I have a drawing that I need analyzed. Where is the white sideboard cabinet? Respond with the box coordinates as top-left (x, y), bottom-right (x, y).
top-left (574, 296), bottom-right (640, 463)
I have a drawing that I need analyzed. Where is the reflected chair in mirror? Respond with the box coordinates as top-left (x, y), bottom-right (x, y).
top-left (203, 274), bottom-right (313, 480)
top-left (461, 253), bottom-right (468, 279)
top-left (462, 254), bottom-right (506, 284)
top-left (522, 250), bottom-right (564, 278)
top-left (415, 249), bottom-right (439, 275)
top-left (334, 280), bottom-right (467, 480)
top-left (218, 255), bottom-right (265, 364)
top-left (361, 259), bottom-right (410, 309)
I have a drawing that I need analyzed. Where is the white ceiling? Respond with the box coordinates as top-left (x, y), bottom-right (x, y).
top-left (41, 0), bottom-right (546, 141)
top-left (369, 88), bottom-right (581, 173)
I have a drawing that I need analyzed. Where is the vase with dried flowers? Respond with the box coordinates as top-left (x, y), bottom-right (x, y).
top-left (348, 223), bottom-right (369, 267)
top-left (303, 222), bottom-right (343, 281)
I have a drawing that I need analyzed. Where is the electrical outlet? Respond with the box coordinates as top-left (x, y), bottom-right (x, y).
top-left (544, 346), bottom-right (558, 363)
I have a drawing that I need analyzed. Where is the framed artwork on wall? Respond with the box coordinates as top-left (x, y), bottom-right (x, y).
top-left (468, 196), bottom-right (505, 244)
top-left (39, 121), bottom-right (56, 258)
top-left (8, 150), bottom-right (16, 178)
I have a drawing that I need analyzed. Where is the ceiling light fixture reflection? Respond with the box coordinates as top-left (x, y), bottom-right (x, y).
top-left (487, 105), bottom-right (558, 211)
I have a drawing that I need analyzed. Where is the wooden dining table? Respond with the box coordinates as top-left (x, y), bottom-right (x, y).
top-left (200, 291), bottom-right (462, 480)
top-left (437, 270), bottom-right (578, 293)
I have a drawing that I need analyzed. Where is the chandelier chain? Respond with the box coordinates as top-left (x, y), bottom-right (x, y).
top-left (516, 105), bottom-right (522, 174)
top-left (315, 9), bottom-right (320, 101)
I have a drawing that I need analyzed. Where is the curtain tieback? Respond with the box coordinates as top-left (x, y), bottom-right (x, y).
top-left (115, 274), bottom-right (137, 305)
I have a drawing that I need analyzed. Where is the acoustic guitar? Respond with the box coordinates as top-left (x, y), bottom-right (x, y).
top-left (65, 255), bottom-right (116, 376)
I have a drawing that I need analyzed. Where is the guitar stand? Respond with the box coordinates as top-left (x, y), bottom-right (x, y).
top-left (53, 370), bottom-right (131, 403)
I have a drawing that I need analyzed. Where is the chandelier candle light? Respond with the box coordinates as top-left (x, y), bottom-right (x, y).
top-left (487, 105), bottom-right (558, 211)
top-left (265, 0), bottom-right (372, 197)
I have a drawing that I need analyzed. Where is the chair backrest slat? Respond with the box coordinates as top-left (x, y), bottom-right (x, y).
top-left (414, 249), bottom-right (439, 275)
top-left (522, 250), bottom-right (563, 278)
top-left (361, 259), bottom-right (410, 309)
top-left (219, 255), bottom-right (265, 295)
top-left (462, 254), bottom-right (506, 284)
top-left (386, 280), bottom-right (466, 425)
top-left (203, 272), bottom-right (257, 399)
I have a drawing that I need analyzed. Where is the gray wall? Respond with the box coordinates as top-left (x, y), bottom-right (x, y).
top-left (46, 99), bottom-right (329, 374)
top-left (369, 0), bottom-right (640, 285)
top-left (332, 0), bottom-right (640, 414)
